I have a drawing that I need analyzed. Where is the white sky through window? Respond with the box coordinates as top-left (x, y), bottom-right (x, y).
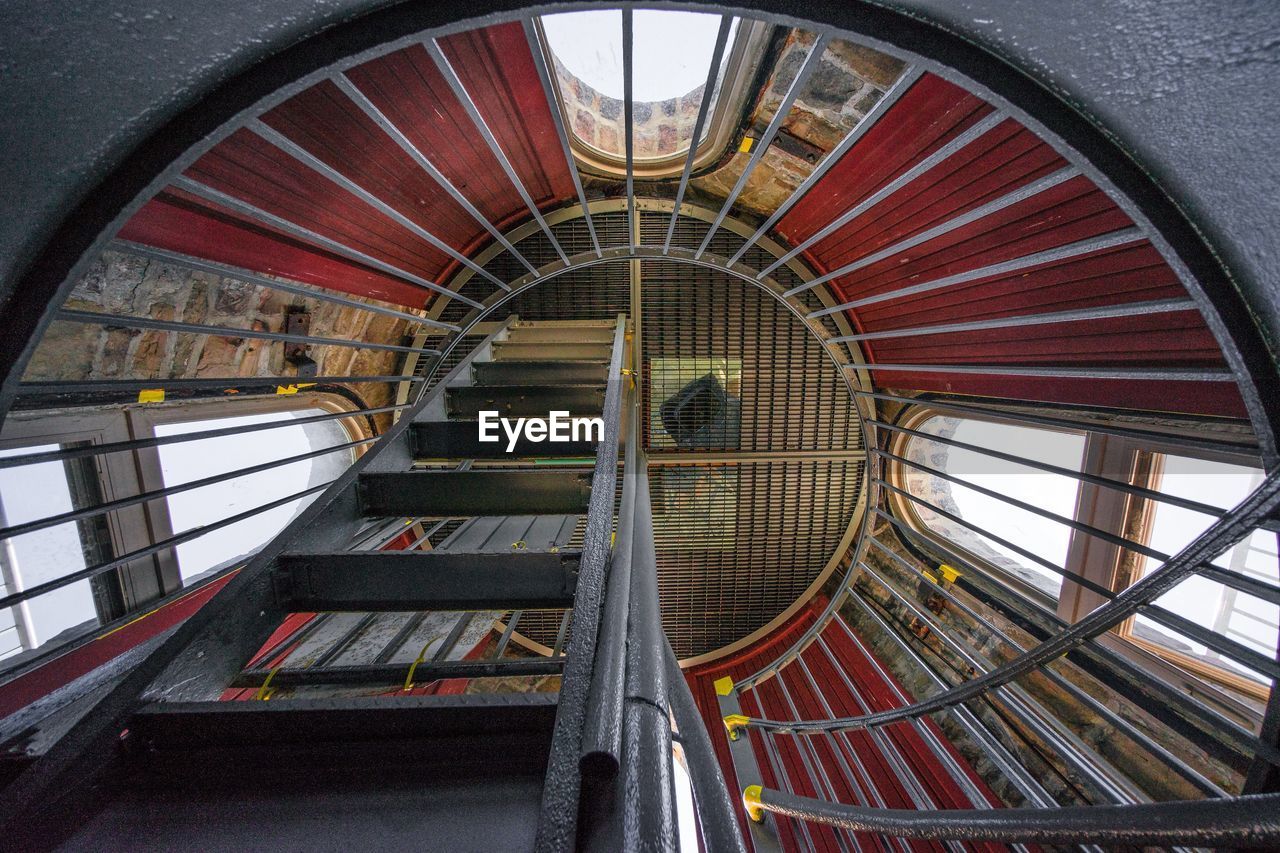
top-left (541, 9), bottom-right (726, 102)
top-left (0, 446), bottom-right (95, 655)
top-left (156, 410), bottom-right (351, 582)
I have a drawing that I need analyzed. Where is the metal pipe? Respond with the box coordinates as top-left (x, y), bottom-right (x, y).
top-left (808, 228), bottom-right (1144, 315)
top-left (852, 388), bottom-right (1260, 457)
top-left (840, 592), bottom-right (1060, 810)
top-left (663, 15), bottom-right (733, 256)
top-left (864, 534), bottom-right (1227, 797)
top-left (331, 72), bottom-right (540, 278)
top-left (620, 444), bottom-right (678, 850)
top-left (830, 298), bottom-right (1196, 343)
top-left (57, 308), bottom-right (438, 356)
top-left (662, 637), bottom-right (748, 853)
top-left (521, 18), bottom-right (601, 258)
top-left (696, 34), bottom-right (833, 259)
top-left (725, 64), bottom-right (924, 269)
top-left (173, 175), bottom-right (483, 308)
top-left (846, 361), bottom-right (1233, 383)
top-left (783, 166), bottom-right (1080, 298)
top-left (0, 481), bottom-right (334, 611)
top-left (867, 416), bottom-right (1238, 523)
top-left (581, 392), bottom-right (640, 775)
top-left (536, 316), bottom-right (629, 851)
top-left (114, 240), bottom-right (457, 330)
top-left (742, 470), bottom-right (1280, 739)
top-left (623, 8), bottom-right (635, 253)
top-left (424, 39), bottom-right (569, 265)
top-left (746, 787), bottom-right (1280, 846)
top-left (246, 119), bottom-right (509, 291)
top-left (873, 506), bottom-right (1279, 773)
top-left (233, 656), bottom-right (563, 688)
top-left (851, 568), bottom-right (1144, 804)
top-left (16, 375), bottom-right (424, 396)
top-left (0, 437), bottom-right (373, 541)
top-left (0, 404), bottom-right (406, 470)
top-left (756, 110), bottom-right (1009, 281)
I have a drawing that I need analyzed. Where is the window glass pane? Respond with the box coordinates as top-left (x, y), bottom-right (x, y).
top-left (902, 417), bottom-right (1085, 597)
top-left (0, 446), bottom-right (98, 660)
top-left (1131, 455), bottom-right (1277, 684)
top-left (155, 410), bottom-right (353, 582)
top-left (541, 10), bottom-right (735, 161)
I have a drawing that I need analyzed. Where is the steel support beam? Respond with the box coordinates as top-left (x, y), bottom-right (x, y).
top-left (276, 551), bottom-right (580, 611)
top-left (358, 469), bottom-right (593, 517)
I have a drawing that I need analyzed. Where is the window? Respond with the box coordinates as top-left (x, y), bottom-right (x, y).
top-left (0, 396), bottom-right (363, 669)
top-left (149, 410), bottom-right (355, 582)
top-left (1122, 454), bottom-right (1278, 691)
top-left (0, 447), bottom-right (104, 659)
top-left (535, 10), bottom-right (767, 178)
top-left (889, 405), bottom-right (1275, 701)
top-left (896, 414), bottom-right (1086, 599)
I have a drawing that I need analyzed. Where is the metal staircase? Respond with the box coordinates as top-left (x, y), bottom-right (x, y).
top-left (0, 314), bottom-right (744, 851)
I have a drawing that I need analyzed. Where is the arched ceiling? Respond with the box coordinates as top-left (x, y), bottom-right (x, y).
top-left (109, 15), bottom-right (1249, 424)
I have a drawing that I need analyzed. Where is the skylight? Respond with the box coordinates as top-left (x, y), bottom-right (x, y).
top-left (538, 10), bottom-right (745, 169)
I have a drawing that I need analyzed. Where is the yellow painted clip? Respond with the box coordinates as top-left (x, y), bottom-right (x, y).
top-left (713, 675), bottom-right (735, 697)
top-left (137, 389), bottom-right (165, 403)
top-left (724, 713), bottom-right (750, 741)
top-left (742, 785), bottom-right (765, 823)
top-left (738, 137), bottom-right (755, 154)
top-left (255, 665), bottom-right (283, 701)
top-left (403, 634), bottom-right (444, 691)
top-left (923, 571), bottom-right (938, 585)
top-left (276, 385), bottom-right (299, 396)
top-left (938, 564), bottom-right (961, 584)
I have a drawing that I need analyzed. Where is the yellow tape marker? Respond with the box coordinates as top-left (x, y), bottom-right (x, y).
top-left (255, 665), bottom-right (283, 701)
top-left (742, 785), bottom-right (765, 823)
top-left (938, 563), bottom-right (961, 583)
top-left (713, 675), bottom-right (735, 697)
top-left (137, 389), bottom-right (165, 403)
top-left (403, 634), bottom-right (444, 691)
top-left (276, 385), bottom-right (299, 396)
top-left (923, 571), bottom-right (938, 585)
top-left (723, 713), bottom-right (749, 741)
top-left (738, 137), bottom-right (755, 154)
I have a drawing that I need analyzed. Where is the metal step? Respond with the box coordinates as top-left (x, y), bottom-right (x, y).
top-left (492, 341), bottom-right (614, 361)
top-left (412, 420), bottom-right (598, 458)
top-left (359, 469), bottom-right (593, 516)
top-left (437, 515), bottom-right (578, 554)
top-left (445, 384), bottom-right (605, 418)
top-left (472, 360), bottom-right (608, 385)
top-left (129, 694), bottom-right (560, 750)
top-left (505, 324), bottom-right (615, 344)
top-left (275, 550), bottom-right (580, 611)
top-left (232, 657), bottom-right (564, 689)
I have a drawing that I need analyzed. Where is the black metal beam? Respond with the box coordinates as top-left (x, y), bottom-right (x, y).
top-left (412, 420), bottom-right (597, 459)
top-left (358, 470), bottom-right (593, 516)
top-left (233, 657), bottom-right (565, 688)
top-left (445, 384), bottom-right (605, 418)
top-left (746, 787), bottom-right (1280, 847)
top-left (276, 551), bottom-right (580, 611)
top-left (472, 360), bottom-right (607, 385)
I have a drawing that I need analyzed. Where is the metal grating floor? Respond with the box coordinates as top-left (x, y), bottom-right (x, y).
top-left (426, 208), bottom-right (864, 659)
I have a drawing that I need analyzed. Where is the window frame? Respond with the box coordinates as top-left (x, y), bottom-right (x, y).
top-left (0, 393), bottom-right (366, 668)
top-left (531, 15), bottom-right (773, 180)
top-left (885, 402), bottom-right (1274, 707)
top-left (886, 405), bottom-right (1089, 610)
top-left (1107, 439), bottom-right (1273, 700)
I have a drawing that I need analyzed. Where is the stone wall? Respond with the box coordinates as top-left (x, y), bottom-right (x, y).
top-left (553, 55), bottom-right (704, 160)
top-left (24, 250), bottom-right (417, 429)
top-left (691, 31), bottom-right (907, 216)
